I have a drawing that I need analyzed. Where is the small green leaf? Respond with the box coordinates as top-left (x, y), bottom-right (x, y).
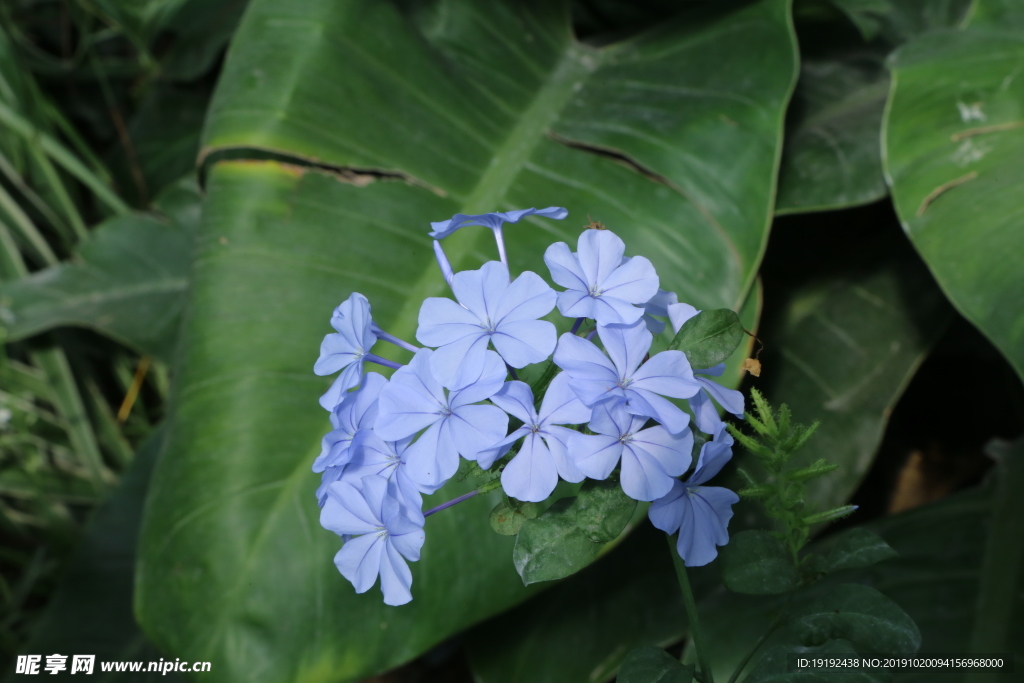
top-left (490, 501), bottom-right (526, 536)
top-left (618, 646), bottom-right (693, 683)
top-left (668, 309), bottom-right (744, 370)
top-left (513, 498), bottom-right (602, 585)
top-left (744, 639), bottom-right (886, 683)
top-left (576, 479), bottom-right (637, 543)
top-left (794, 583), bottom-right (921, 653)
top-left (810, 528), bottom-right (898, 574)
top-left (720, 530), bottom-right (800, 595)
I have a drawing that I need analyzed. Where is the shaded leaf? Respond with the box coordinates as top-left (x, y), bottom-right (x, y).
top-left (576, 479), bottom-right (637, 544)
top-left (514, 498), bottom-right (601, 585)
top-left (793, 583), bottom-right (921, 654)
top-left (882, 10), bottom-right (1024, 380)
top-left (0, 181), bottom-right (198, 361)
top-left (720, 530), bottom-right (799, 595)
top-left (490, 501), bottom-right (527, 536)
top-left (618, 646), bottom-right (692, 683)
top-left (745, 639), bottom-right (887, 683)
top-left (808, 528), bottom-right (897, 574)
top-left (668, 309), bottom-right (744, 370)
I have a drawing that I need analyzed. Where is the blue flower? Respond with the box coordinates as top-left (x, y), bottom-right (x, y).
top-left (544, 229), bottom-right (659, 325)
top-left (314, 293), bottom-right (376, 409)
top-left (375, 348), bottom-right (508, 488)
top-left (429, 207), bottom-right (568, 264)
top-left (417, 261), bottom-right (556, 389)
top-left (648, 424), bottom-right (740, 566)
top-left (568, 402), bottom-right (693, 501)
top-left (642, 288), bottom-right (678, 335)
top-left (553, 320), bottom-right (701, 434)
top-left (342, 433), bottom-right (433, 524)
top-left (314, 372), bottom-right (386, 506)
top-left (481, 373), bottom-right (591, 502)
top-left (689, 363), bottom-right (745, 434)
top-left (320, 475), bottom-right (425, 606)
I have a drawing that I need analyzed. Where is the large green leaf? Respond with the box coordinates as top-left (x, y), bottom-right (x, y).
top-left (138, 1), bottom-right (798, 681)
top-left (747, 213), bottom-right (951, 508)
top-left (775, 41), bottom-right (890, 214)
top-left (882, 5), bottom-right (1024, 380)
top-left (0, 181), bottom-right (198, 362)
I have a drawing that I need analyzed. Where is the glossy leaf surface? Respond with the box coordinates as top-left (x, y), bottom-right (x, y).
top-left (138, 0), bottom-right (798, 679)
top-left (882, 7), bottom-right (1024, 380)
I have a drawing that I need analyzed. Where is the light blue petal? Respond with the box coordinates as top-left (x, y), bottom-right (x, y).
top-left (430, 334), bottom-right (489, 390)
top-left (449, 349), bottom-right (507, 405)
top-left (538, 372), bottom-right (591, 426)
top-left (544, 241), bottom-right (589, 292)
top-left (334, 534), bottom-right (383, 593)
top-left (320, 479), bottom-right (381, 536)
top-left (553, 333), bottom-right (618, 387)
top-left (501, 433), bottom-right (559, 502)
top-left (593, 294), bottom-right (647, 326)
top-left (599, 254), bottom-right (659, 305)
top-left (375, 349), bottom-right (444, 440)
top-left (429, 207), bottom-right (567, 239)
top-left (689, 390), bottom-right (724, 435)
top-left (390, 527), bottom-right (426, 563)
top-left (587, 400), bottom-right (634, 438)
top-left (404, 420), bottom-right (459, 488)
top-left (543, 427), bottom-right (586, 483)
top-left (644, 289), bottom-right (678, 318)
top-left (477, 426), bottom-right (529, 470)
top-left (676, 486), bottom-right (740, 567)
top-left (648, 480), bottom-right (686, 533)
top-left (449, 404), bottom-right (509, 461)
top-left (696, 375), bottom-right (745, 417)
top-left (379, 542), bottom-right (414, 606)
top-left (492, 319), bottom-right (556, 368)
top-left (416, 297), bottom-right (481, 346)
top-left (668, 302), bottom-right (699, 334)
top-left (633, 425), bottom-right (693, 478)
top-left (626, 388), bottom-right (691, 435)
top-left (577, 228), bottom-right (625, 287)
top-left (619, 444), bottom-right (675, 502)
top-left (568, 432), bottom-right (622, 480)
top-left (555, 288), bottom-right (599, 319)
top-left (688, 425), bottom-right (735, 485)
top-left (489, 381), bottom-right (537, 424)
top-left (495, 270), bottom-right (556, 322)
top-left (598, 320), bottom-right (652, 378)
top-left (477, 260), bottom-right (512, 322)
top-left (632, 350), bottom-right (700, 399)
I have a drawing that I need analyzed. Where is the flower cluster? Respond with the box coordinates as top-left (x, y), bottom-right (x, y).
top-left (313, 208), bottom-right (744, 604)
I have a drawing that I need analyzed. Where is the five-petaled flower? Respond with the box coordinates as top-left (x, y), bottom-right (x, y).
top-left (569, 401), bottom-right (693, 501)
top-left (480, 373), bottom-right (591, 502)
top-left (321, 475), bottom-right (425, 606)
top-left (416, 261), bottom-right (556, 389)
top-left (375, 348), bottom-right (508, 487)
top-left (554, 319), bottom-right (702, 434)
top-left (648, 423), bottom-right (740, 566)
top-left (544, 229), bottom-right (659, 325)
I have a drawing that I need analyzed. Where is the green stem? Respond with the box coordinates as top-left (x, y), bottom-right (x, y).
top-left (668, 535), bottom-right (715, 683)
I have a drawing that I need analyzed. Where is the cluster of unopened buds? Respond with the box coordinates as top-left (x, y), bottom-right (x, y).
top-left (313, 208), bottom-right (744, 605)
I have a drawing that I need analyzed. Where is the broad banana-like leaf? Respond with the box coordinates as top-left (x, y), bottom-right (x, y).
top-left (137, 1), bottom-right (798, 681)
top-left (882, 2), bottom-right (1024, 380)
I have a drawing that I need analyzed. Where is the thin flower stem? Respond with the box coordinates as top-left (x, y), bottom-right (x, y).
top-left (372, 326), bottom-right (420, 353)
top-left (423, 490), bottom-right (478, 517)
top-left (569, 317), bottom-right (585, 335)
top-left (492, 226), bottom-right (508, 266)
top-left (668, 535), bottom-right (715, 683)
top-left (365, 353), bottom-right (402, 370)
top-left (433, 240), bottom-right (455, 287)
